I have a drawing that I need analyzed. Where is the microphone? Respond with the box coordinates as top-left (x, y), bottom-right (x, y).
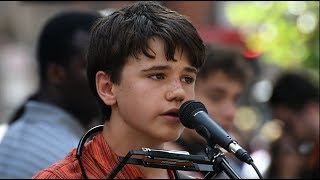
top-left (178, 100), bottom-right (253, 164)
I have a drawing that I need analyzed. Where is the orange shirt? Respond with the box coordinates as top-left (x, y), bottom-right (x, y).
top-left (33, 133), bottom-right (177, 179)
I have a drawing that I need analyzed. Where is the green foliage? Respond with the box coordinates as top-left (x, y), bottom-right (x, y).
top-left (225, 1), bottom-right (319, 75)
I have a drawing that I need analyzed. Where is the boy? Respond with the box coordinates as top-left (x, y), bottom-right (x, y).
top-left (268, 71), bottom-right (319, 178)
top-left (172, 44), bottom-right (252, 154)
top-left (33, 1), bottom-right (206, 179)
top-left (165, 44), bottom-right (253, 178)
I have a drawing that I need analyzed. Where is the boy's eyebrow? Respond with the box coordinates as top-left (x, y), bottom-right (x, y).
top-left (142, 65), bottom-right (198, 74)
top-left (142, 65), bottom-right (169, 72)
top-left (185, 67), bottom-right (198, 74)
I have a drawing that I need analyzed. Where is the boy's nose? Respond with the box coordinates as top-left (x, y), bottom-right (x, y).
top-left (166, 80), bottom-right (186, 102)
top-left (222, 102), bottom-right (237, 124)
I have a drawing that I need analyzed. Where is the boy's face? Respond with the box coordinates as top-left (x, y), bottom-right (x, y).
top-left (110, 37), bottom-right (197, 143)
top-left (195, 71), bottom-right (243, 131)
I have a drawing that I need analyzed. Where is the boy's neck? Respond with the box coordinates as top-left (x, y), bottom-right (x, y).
top-left (103, 122), bottom-right (165, 156)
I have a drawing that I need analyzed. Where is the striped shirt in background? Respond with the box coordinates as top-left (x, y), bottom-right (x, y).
top-left (0, 100), bottom-right (85, 178)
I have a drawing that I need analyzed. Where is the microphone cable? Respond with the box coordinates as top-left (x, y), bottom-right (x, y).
top-left (76, 125), bottom-right (104, 179)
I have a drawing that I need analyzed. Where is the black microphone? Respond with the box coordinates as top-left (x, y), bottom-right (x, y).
top-left (178, 100), bottom-right (253, 164)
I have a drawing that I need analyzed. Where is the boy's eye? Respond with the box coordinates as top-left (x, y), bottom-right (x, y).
top-left (149, 74), bottom-right (165, 80)
top-left (182, 76), bottom-right (194, 84)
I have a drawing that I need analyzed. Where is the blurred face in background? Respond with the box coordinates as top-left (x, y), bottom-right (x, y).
top-left (59, 30), bottom-right (100, 126)
top-left (195, 70), bottom-right (243, 131)
top-left (272, 102), bottom-right (319, 143)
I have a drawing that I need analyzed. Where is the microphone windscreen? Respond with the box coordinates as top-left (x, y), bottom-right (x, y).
top-left (178, 100), bottom-right (207, 129)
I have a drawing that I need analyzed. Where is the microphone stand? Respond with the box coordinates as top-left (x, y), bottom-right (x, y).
top-left (204, 146), bottom-right (241, 179)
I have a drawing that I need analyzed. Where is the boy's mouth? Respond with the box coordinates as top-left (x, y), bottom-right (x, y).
top-left (162, 108), bottom-right (180, 120)
top-left (164, 112), bottom-right (178, 117)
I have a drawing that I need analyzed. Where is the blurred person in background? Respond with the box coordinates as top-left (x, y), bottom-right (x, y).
top-left (266, 133), bottom-right (304, 179)
top-left (0, 11), bottom-right (102, 178)
top-left (165, 43), bottom-right (253, 178)
top-left (267, 71), bottom-right (319, 178)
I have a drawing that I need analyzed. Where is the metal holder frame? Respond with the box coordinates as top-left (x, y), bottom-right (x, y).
top-left (107, 146), bottom-right (241, 179)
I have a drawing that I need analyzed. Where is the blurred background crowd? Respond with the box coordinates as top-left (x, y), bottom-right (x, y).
top-left (0, 1), bottom-right (318, 179)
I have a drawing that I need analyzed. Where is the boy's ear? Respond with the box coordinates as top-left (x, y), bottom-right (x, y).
top-left (96, 71), bottom-right (116, 106)
top-left (47, 63), bottom-right (66, 85)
